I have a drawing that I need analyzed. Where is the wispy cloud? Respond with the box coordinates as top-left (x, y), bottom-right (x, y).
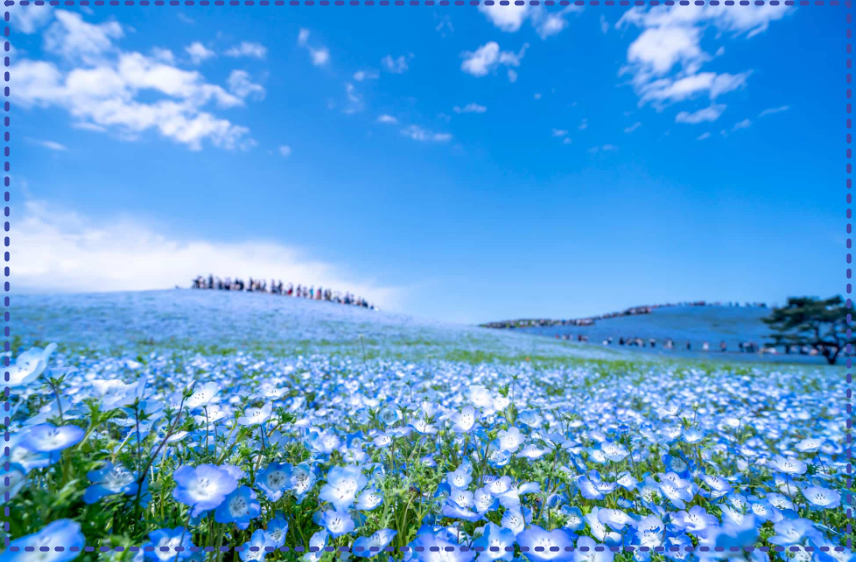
top-left (731, 118), bottom-right (752, 131)
top-left (697, 132), bottom-right (711, 140)
top-left (588, 144), bottom-right (618, 154)
top-left (460, 41), bottom-right (528, 82)
top-left (551, 129), bottom-right (569, 137)
top-left (297, 29), bottom-right (330, 67)
top-left (377, 114), bottom-right (398, 125)
top-left (353, 70), bottom-right (379, 82)
top-left (278, 145), bottom-right (291, 157)
top-left (759, 105), bottom-right (789, 117)
top-left (624, 122), bottom-right (642, 134)
top-left (400, 125), bottom-right (452, 143)
top-left (453, 103), bottom-right (487, 114)
top-left (28, 138), bottom-right (68, 151)
top-left (185, 41), bottom-right (215, 64)
top-left (224, 41), bottom-right (267, 59)
top-left (578, 118), bottom-right (588, 131)
top-left (382, 54), bottom-right (412, 74)
top-left (675, 103), bottom-right (726, 124)
top-left (17, 198), bottom-right (406, 309)
top-left (477, 4), bottom-right (581, 39)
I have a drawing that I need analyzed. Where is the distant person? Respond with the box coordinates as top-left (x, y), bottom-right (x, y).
top-left (720, 341), bottom-right (727, 352)
top-left (686, 341), bottom-right (692, 350)
top-left (702, 342), bottom-right (709, 351)
top-left (619, 337), bottom-right (625, 345)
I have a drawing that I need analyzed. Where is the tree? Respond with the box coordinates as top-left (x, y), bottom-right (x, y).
top-left (762, 296), bottom-right (851, 365)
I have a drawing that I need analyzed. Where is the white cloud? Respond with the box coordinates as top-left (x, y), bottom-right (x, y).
top-left (227, 70), bottom-right (265, 101)
top-left (177, 13), bottom-right (195, 24)
top-left (551, 129), bottom-right (568, 137)
top-left (29, 138), bottom-right (67, 151)
top-left (16, 199), bottom-right (405, 309)
top-left (44, 10), bottom-right (123, 64)
top-left (588, 144), bottom-right (617, 153)
top-left (507, 69), bottom-right (518, 83)
top-left (578, 118), bottom-right (588, 131)
top-left (562, 137), bottom-right (572, 144)
top-left (13, 13), bottom-right (259, 152)
top-left (600, 14), bottom-right (609, 34)
top-left (225, 42), bottom-right (268, 59)
top-left (478, 3), bottom-right (529, 32)
top-left (637, 71), bottom-right (749, 106)
top-left (453, 103), bottom-right (487, 114)
top-left (477, 4), bottom-right (580, 39)
top-left (697, 132), bottom-right (711, 140)
top-left (185, 41), bottom-right (215, 65)
top-left (382, 54), bottom-right (411, 74)
top-left (534, 93), bottom-right (542, 100)
top-left (759, 105), bottom-right (789, 117)
top-left (279, 145), bottom-right (291, 157)
top-left (618, 4), bottom-right (790, 109)
top-left (377, 114), bottom-right (398, 124)
top-left (675, 103), bottom-right (726, 124)
top-left (297, 29), bottom-right (329, 67)
top-left (353, 70), bottom-right (379, 81)
top-left (435, 15), bottom-right (454, 36)
top-left (342, 83), bottom-right (363, 114)
top-left (624, 121), bottom-right (642, 133)
top-left (150, 47), bottom-right (176, 64)
top-left (732, 118), bottom-right (751, 131)
top-left (400, 125), bottom-right (451, 143)
top-left (460, 41), bottom-right (528, 79)
top-left (10, 4), bottom-right (54, 34)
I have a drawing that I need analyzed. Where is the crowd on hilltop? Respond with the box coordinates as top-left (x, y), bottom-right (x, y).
top-left (482, 300), bottom-right (770, 329)
top-left (553, 333), bottom-right (831, 357)
top-left (190, 275), bottom-right (377, 310)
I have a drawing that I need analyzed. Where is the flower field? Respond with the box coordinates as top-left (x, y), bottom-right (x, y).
top-left (3, 291), bottom-right (851, 562)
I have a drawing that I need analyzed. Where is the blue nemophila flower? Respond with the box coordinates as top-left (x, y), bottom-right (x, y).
top-left (517, 525), bottom-right (575, 562)
top-left (409, 418), bottom-right (438, 435)
top-left (356, 487), bottom-right (383, 510)
top-left (256, 462), bottom-right (292, 502)
top-left (405, 530), bottom-right (475, 562)
top-left (291, 462), bottom-right (317, 502)
top-left (795, 438), bottom-right (826, 454)
top-left (185, 382), bottom-right (220, 410)
top-left (372, 433), bottom-right (393, 448)
top-left (320, 509), bottom-right (356, 537)
top-left (634, 515), bottom-right (664, 550)
top-left (142, 527), bottom-right (195, 562)
top-left (448, 467), bottom-right (472, 489)
top-left (599, 441), bottom-right (629, 462)
top-left (320, 465), bottom-right (367, 510)
top-left (239, 529), bottom-right (276, 562)
top-left (21, 423), bottom-right (85, 453)
top-left (597, 508), bottom-right (635, 531)
top-left (451, 406), bottom-right (477, 433)
top-left (573, 536), bottom-right (614, 562)
top-left (501, 507), bottom-right (528, 535)
top-left (0, 519), bottom-right (84, 562)
top-left (353, 529), bottom-right (397, 557)
top-left (802, 485), bottom-right (841, 510)
top-left (519, 443), bottom-right (549, 460)
top-left (238, 402), bottom-right (273, 426)
top-left (585, 507), bottom-right (621, 544)
top-left (497, 426), bottom-right (524, 452)
top-left (378, 407), bottom-right (401, 426)
top-left (83, 461), bottom-right (139, 504)
top-left (215, 485), bottom-right (260, 529)
top-left (265, 513), bottom-right (289, 548)
top-left (0, 463), bottom-right (27, 505)
top-left (474, 487), bottom-right (498, 513)
top-left (472, 522), bottom-right (516, 562)
top-left (769, 518), bottom-right (823, 546)
top-left (172, 464), bottom-right (238, 517)
top-left (770, 455), bottom-right (807, 476)
top-left (700, 474), bottom-right (732, 499)
top-left (672, 505), bottom-right (717, 533)
top-left (302, 530), bottom-right (330, 562)
top-left (6, 343), bottom-right (57, 387)
top-left (561, 506), bottom-right (585, 532)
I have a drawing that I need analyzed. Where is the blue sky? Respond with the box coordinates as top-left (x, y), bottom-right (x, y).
top-left (11, 4), bottom-right (843, 323)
